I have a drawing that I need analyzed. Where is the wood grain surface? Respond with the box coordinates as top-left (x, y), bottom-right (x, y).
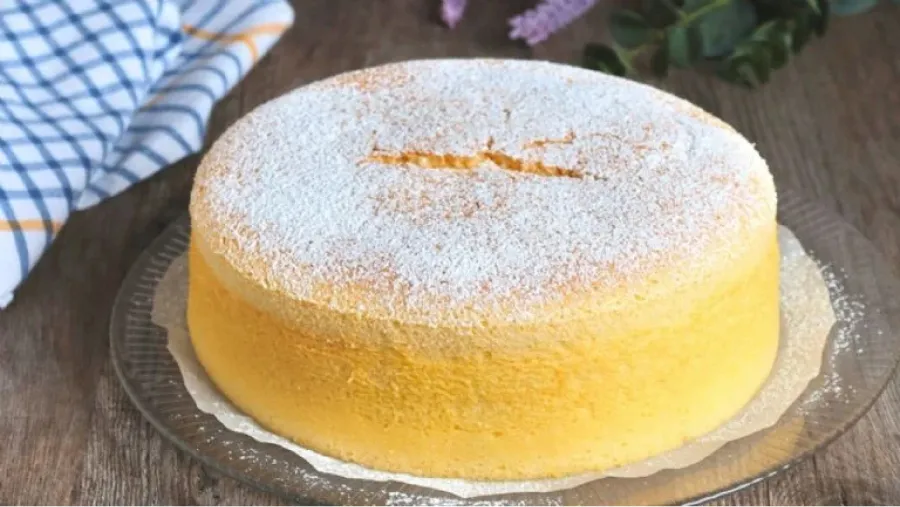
top-left (2, 1), bottom-right (900, 504)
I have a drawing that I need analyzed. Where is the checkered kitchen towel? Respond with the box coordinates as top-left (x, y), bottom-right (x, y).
top-left (0, 0), bottom-right (293, 307)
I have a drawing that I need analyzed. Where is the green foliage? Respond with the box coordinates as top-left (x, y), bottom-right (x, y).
top-left (666, 25), bottom-right (703, 67)
top-left (582, 0), bottom-right (894, 89)
top-left (583, 43), bottom-right (628, 76)
top-left (641, 0), bottom-right (678, 27)
top-left (609, 9), bottom-right (654, 49)
top-left (696, 0), bottom-right (757, 57)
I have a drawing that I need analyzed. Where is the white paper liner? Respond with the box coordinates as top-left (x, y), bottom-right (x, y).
top-left (152, 226), bottom-right (835, 498)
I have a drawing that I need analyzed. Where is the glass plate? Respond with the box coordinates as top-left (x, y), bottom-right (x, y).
top-left (110, 190), bottom-right (900, 505)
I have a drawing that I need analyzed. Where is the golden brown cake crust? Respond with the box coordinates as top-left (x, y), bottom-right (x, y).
top-left (190, 59), bottom-right (776, 330)
top-left (187, 59), bottom-right (781, 478)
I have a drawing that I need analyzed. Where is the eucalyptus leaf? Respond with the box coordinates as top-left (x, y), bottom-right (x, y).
top-left (719, 35), bottom-right (776, 89)
top-left (720, 56), bottom-right (759, 88)
top-left (748, 44), bottom-right (772, 83)
top-left (791, 15), bottom-right (811, 52)
top-left (737, 61), bottom-right (761, 88)
top-left (751, 20), bottom-right (787, 42)
top-left (667, 25), bottom-right (702, 67)
top-left (765, 23), bottom-right (793, 68)
top-left (642, 0), bottom-right (678, 28)
top-left (768, 21), bottom-right (794, 48)
top-left (683, 0), bottom-right (720, 14)
top-left (717, 63), bottom-right (739, 84)
top-left (831, 0), bottom-right (879, 15)
top-left (583, 44), bottom-right (628, 76)
top-left (750, 0), bottom-right (789, 19)
top-left (584, 0), bottom-right (873, 89)
top-left (804, 0), bottom-right (821, 15)
top-left (696, 0), bottom-right (756, 57)
top-left (610, 9), bottom-right (654, 49)
top-left (767, 40), bottom-right (789, 69)
top-left (718, 58), bottom-right (752, 88)
top-left (729, 43), bottom-right (756, 60)
top-left (812, 0), bottom-right (829, 35)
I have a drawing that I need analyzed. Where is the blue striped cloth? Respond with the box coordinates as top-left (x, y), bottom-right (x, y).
top-left (0, 0), bottom-right (293, 307)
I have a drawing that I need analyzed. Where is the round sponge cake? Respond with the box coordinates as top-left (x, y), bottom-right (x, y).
top-left (188, 59), bottom-right (779, 480)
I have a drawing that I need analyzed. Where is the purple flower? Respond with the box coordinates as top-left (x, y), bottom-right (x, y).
top-left (509, 0), bottom-right (600, 46)
top-left (441, 0), bottom-right (468, 28)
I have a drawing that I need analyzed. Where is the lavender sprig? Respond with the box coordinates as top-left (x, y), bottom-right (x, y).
top-left (508, 0), bottom-right (600, 46)
top-left (441, 0), bottom-right (468, 28)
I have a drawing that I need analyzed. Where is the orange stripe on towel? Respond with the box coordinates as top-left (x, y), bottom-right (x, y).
top-left (0, 219), bottom-right (63, 233)
top-left (183, 23), bottom-right (290, 63)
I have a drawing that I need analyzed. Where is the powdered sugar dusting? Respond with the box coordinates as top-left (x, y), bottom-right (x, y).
top-left (798, 267), bottom-right (868, 412)
top-left (191, 59), bottom-right (775, 324)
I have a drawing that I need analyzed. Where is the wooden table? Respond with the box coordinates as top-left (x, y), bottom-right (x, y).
top-left (3, 1), bottom-right (900, 504)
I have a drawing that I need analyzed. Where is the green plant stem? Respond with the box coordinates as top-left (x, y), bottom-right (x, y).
top-left (658, 0), bottom-right (688, 21)
top-left (618, 0), bottom-right (732, 74)
top-left (613, 45), bottom-right (639, 74)
top-left (616, 31), bottom-right (664, 69)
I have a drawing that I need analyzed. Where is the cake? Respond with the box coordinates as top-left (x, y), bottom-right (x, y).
top-left (187, 59), bottom-right (779, 480)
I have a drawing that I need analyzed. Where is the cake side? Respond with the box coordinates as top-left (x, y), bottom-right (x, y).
top-left (187, 225), bottom-right (779, 479)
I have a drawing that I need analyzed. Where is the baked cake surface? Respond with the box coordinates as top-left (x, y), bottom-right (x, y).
top-left (188, 59), bottom-right (779, 480)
